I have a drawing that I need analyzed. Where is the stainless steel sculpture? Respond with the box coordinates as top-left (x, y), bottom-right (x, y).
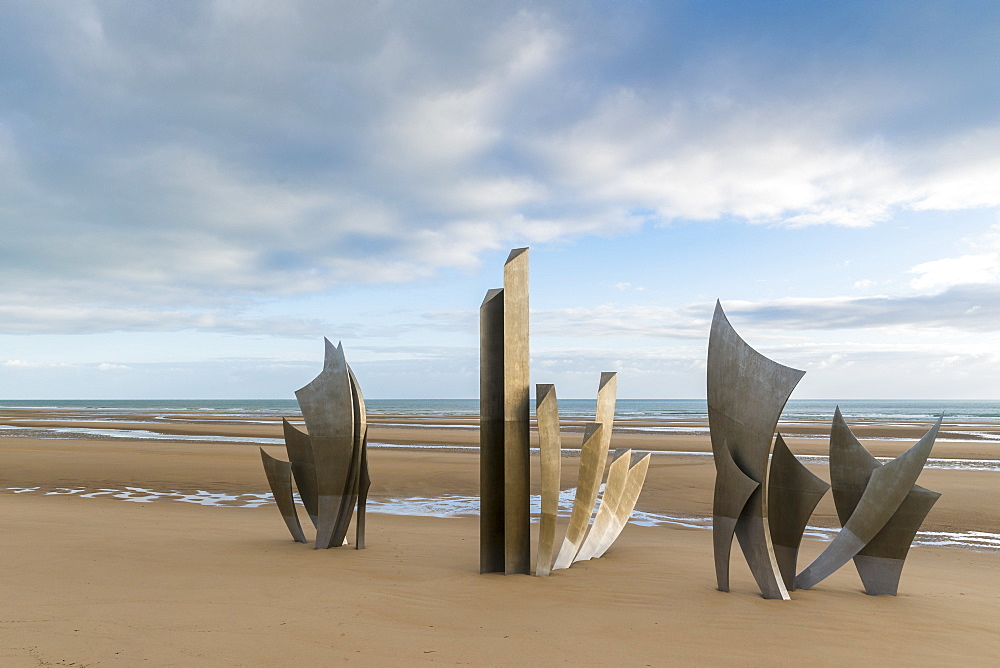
top-left (796, 408), bottom-right (941, 594)
top-left (260, 338), bottom-right (369, 549)
top-left (534, 383), bottom-right (561, 577)
top-left (259, 449), bottom-right (307, 543)
top-left (707, 302), bottom-right (945, 599)
top-left (532, 372), bottom-right (650, 576)
top-left (480, 249), bottom-right (648, 577)
top-left (553, 372), bottom-right (617, 570)
top-left (480, 248), bottom-right (531, 574)
top-left (708, 301), bottom-right (804, 600)
top-left (575, 448), bottom-right (632, 562)
top-left (576, 449), bottom-right (652, 561)
top-left (767, 433), bottom-right (830, 591)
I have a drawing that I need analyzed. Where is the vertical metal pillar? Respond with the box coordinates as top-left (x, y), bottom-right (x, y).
top-left (502, 248), bottom-right (530, 574)
top-left (479, 288), bottom-right (506, 573)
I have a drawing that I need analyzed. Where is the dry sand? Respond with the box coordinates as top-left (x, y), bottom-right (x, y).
top-left (1, 412), bottom-right (998, 665)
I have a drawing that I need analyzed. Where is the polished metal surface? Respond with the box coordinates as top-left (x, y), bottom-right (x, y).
top-left (712, 438), bottom-right (759, 592)
top-left (854, 485), bottom-right (939, 594)
top-left (259, 448), bottom-right (307, 543)
top-left (282, 418), bottom-right (318, 528)
top-left (553, 372), bottom-right (618, 570)
top-left (575, 448), bottom-right (631, 562)
top-left (263, 339), bottom-right (370, 550)
top-left (535, 383), bottom-right (561, 576)
top-left (552, 422), bottom-right (604, 571)
top-left (296, 339), bottom-right (355, 440)
top-left (796, 409), bottom-right (941, 590)
top-left (503, 248), bottom-right (531, 575)
top-left (330, 365), bottom-right (368, 548)
top-left (350, 365), bottom-right (371, 550)
top-left (795, 408), bottom-right (941, 594)
top-left (586, 451), bottom-right (651, 560)
top-left (479, 288), bottom-right (506, 573)
top-left (767, 433), bottom-right (830, 590)
top-left (296, 339), bottom-right (356, 550)
top-left (355, 435), bottom-right (371, 550)
top-left (708, 302), bottom-right (802, 599)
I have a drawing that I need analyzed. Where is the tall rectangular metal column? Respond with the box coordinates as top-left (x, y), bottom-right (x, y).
top-left (502, 248), bottom-right (530, 574)
top-left (479, 288), bottom-right (505, 573)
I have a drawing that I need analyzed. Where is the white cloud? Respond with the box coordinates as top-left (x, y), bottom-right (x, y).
top-left (0, 1), bottom-right (998, 340)
top-left (908, 253), bottom-right (1000, 291)
top-left (907, 224), bottom-right (1000, 291)
top-left (2, 360), bottom-right (72, 368)
top-left (0, 304), bottom-right (336, 336)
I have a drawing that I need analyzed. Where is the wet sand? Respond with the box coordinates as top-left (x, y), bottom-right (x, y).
top-left (1, 410), bottom-right (998, 665)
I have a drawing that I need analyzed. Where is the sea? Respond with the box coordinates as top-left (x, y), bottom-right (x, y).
top-left (1, 398), bottom-right (999, 422)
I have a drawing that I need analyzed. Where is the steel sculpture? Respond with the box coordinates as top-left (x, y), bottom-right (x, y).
top-left (259, 449), bottom-right (307, 543)
top-left (796, 408), bottom-right (941, 593)
top-left (259, 338), bottom-right (369, 549)
top-left (575, 448), bottom-right (632, 562)
top-left (480, 249), bottom-right (648, 577)
top-left (534, 383), bottom-right (561, 576)
top-left (767, 433), bottom-right (830, 590)
top-left (480, 248), bottom-right (531, 574)
top-left (533, 372), bottom-right (650, 575)
top-left (576, 449), bottom-right (652, 561)
top-left (708, 301), bottom-right (804, 599)
top-left (553, 372), bottom-right (618, 570)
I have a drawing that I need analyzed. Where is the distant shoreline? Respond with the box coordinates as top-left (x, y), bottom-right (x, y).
top-left (0, 397), bottom-right (998, 422)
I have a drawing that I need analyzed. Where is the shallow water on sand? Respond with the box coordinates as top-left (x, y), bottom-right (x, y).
top-left (1, 424), bottom-right (996, 471)
top-left (4, 485), bottom-right (997, 553)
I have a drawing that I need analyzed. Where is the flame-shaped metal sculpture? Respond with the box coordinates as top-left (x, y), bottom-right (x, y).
top-left (796, 408), bottom-right (940, 593)
top-left (259, 338), bottom-right (369, 549)
top-left (708, 301), bottom-right (804, 599)
top-left (536, 374), bottom-right (651, 576)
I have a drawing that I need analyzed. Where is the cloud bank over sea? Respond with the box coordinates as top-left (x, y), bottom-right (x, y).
top-left (1, 1), bottom-right (998, 398)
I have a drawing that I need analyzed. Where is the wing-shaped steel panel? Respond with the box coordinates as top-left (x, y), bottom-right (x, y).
top-left (259, 448), bottom-right (307, 543)
top-left (553, 372), bottom-right (617, 570)
top-left (708, 301), bottom-right (803, 599)
top-left (552, 422), bottom-right (605, 571)
top-left (575, 448), bottom-right (631, 562)
top-left (535, 383), bottom-right (561, 576)
top-left (282, 418), bottom-right (318, 528)
top-left (807, 408), bottom-right (940, 594)
top-left (588, 451), bottom-right (651, 560)
top-left (767, 433), bottom-right (830, 590)
top-left (796, 414), bottom-right (941, 590)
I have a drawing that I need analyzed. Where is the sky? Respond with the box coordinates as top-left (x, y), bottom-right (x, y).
top-left (1, 0), bottom-right (998, 400)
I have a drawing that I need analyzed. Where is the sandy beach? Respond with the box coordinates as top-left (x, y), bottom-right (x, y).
top-left (1, 408), bottom-right (998, 665)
